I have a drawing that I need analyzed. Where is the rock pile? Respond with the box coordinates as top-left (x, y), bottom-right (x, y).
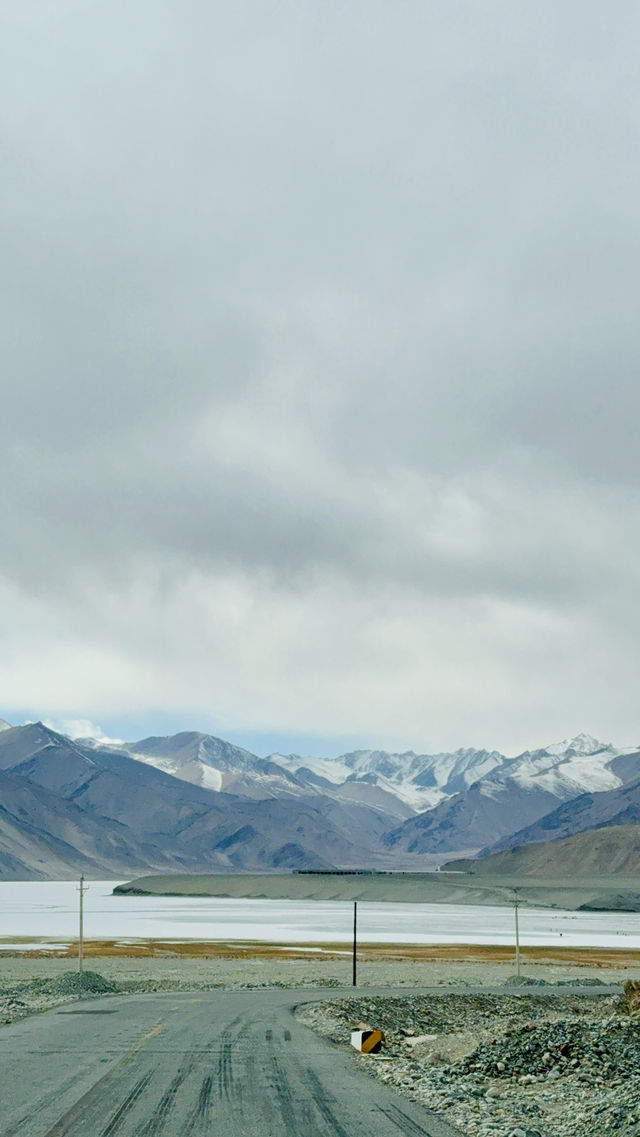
top-left (298, 989), bottom-right (640, 1137)
top-left (462, 1015), bottom-right (640, 1080)
top-left (0, 970), bottom-right (118, 1023)
top-left (29, 970), bottom-right (117, 996)
top-left (0, 996), bottom-right (27, 1025)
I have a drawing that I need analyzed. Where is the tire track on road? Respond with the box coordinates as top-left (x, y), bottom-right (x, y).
top-left (132, 1061), bottom-right (194, 1137)
top-left (305, 1067), bottom-right (352, 1137)
top-left (99, 1071), bottom-right (153, 1137)
top-left (40, 1021), bottom-right (165, 1137)
top-left (377, 1104), bottom-right (431, 1135)
top-left (0, 1068), bottom-right (88, 1137)
top-left (377, 1101), bottom-right (465, 1137)
top-left (266, 1053), bottom-right (299, 1137)
top-left (214, 1014), bottom-right (247, 1103)
top-left (182, 1075), bottom-right (213, 1137)
top-left (180, 1011), bottom-right (250, 1134)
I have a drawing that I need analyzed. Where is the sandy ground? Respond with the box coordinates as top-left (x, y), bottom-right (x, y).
top-left (1, 941), bottom-right (640, 989)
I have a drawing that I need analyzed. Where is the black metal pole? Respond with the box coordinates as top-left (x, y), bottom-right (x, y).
top-left (352, 901), bottom-right (357, 987)
top-left (514, 888), bottom-right (521, 977)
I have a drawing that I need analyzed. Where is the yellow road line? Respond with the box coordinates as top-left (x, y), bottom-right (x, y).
top-left (125, 1018), bottom-right (164, 1060)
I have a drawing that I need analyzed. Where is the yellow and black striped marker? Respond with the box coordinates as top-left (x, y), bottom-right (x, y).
top-left (350, 1029), bottom-right (384, 1054)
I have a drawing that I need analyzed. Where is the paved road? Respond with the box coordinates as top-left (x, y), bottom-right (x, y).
top-left (0, 985), bottom-right (622, 1137)
top-left (0, 987), bottom-right (466, 1137)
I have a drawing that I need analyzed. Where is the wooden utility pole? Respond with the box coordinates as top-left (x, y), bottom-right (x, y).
top-left (78, 876), bottom-right (89, 972)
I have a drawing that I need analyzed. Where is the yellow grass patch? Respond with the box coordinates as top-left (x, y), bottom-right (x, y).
top-left (0, 939), bottom-right (639, 966)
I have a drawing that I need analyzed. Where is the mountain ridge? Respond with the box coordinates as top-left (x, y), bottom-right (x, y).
top-left (0, 723), bottom-right (432, 878)
top-left (382, 733), bottom-right (640, 859)
top-left (1, 719), bottom-right (639, 878)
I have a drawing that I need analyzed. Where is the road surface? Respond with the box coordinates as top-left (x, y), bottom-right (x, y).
top-left (0, 987), bottom-right (465, 1137)
top-left (0, 984), bottom-right (621, 1137)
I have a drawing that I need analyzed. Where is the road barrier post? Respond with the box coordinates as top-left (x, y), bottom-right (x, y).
top-left (350, 1029), bottom-right (384, 1054)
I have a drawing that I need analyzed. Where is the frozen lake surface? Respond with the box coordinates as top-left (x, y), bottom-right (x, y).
top-left (0, 881), bottom-right (637, 948)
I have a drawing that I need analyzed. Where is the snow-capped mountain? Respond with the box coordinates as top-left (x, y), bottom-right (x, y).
top-left (0, 723), bottom-right (417, 878)
top-left (81, 732), bottom-right (418, 821)
top-left (384, 734), bottom-right (640, 860)
top-left (481, 751), bottom-right (640, 856)
top-left (543, 732), bottom-right (612, 758)
top-left (81, 729), bottom-right (638, 835)
top-left (269, 746), bottom-right (505, 811)
top-left (120, 732), bottom-right (306, 800)
top-left (503, 733), bottom-right (621, 797)
top-left (4, 717), bottom-right (639, 879)
top-left (85, 732), bottom-right (507, 815)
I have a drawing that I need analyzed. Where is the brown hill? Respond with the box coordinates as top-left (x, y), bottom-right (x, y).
top-left (445, 823), bottom-right (640, 878)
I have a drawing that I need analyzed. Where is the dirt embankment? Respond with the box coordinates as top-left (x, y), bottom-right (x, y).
top-left (298, 989), bottom-right (640, 1137)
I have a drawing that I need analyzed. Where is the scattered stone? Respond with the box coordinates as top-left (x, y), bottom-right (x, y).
top-left (297, 990), bottom-right (639, 1137)
top-left (624, 980), bottom-right (640, 1014)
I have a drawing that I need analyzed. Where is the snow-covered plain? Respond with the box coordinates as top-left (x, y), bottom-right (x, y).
top-left (0, 882), bottom-right (639, 949)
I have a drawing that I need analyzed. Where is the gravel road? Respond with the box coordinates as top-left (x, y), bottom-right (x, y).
top-left (0, 987), bottom-right (464, 1137)
top-left (0, 955), bottom-right (637, 1137)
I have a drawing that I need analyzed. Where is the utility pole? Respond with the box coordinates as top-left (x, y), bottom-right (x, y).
top-left (78, 876), bottom-right (89, 972)
top-left (513, 888), bottom-right (521, 977)
top-left (352, 901), bottom-right (357, 987)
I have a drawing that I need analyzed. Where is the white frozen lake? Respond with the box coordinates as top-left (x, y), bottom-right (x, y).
top-left (0, 882), bottom-right (638, 949)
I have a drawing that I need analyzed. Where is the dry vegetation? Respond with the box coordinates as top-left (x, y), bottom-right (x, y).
top-left (1, 938), bottom-right (640, 967)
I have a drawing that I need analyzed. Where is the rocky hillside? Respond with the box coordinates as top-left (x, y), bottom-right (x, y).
top-left (481, 774), bottom-right (640, 856)
top-left (444, 824), bottom-right (640, 879)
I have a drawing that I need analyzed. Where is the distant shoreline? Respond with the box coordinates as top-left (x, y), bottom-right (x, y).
top-left (112, 871), bottom-right (640, 912)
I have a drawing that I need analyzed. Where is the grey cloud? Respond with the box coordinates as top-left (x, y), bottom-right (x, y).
top-left (2, 2), bottom-right (640, 749)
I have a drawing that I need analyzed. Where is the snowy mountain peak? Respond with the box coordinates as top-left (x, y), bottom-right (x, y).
top-left (267, 744), bottom-right (507, 812)
top-left (0, 719), bottom-right (11, 732)
top-left (544, 733), bottom-right (611, 757)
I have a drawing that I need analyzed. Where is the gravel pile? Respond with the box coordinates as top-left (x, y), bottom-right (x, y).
top-left (462, 1015), bottom-right (640, 1079)
top-left (0, 996), bottom-right (28, 1024)
top-left (297, 990), bottom-right (640, 1137)
top-left (114, 974), bottom-right (342, 994)
top-left (503, 975), bottom-right (607, 988)
top-left (0, 970), bottom-right (119, 1023)
top-left (27, 970), bottom-right (118, 996)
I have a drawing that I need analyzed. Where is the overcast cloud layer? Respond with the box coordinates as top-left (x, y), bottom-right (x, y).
top-left (2, 2), bottom-right (640, 755)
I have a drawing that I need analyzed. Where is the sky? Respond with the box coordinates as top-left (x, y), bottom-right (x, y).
top-left (2, 2), bottom-right (640, 758)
